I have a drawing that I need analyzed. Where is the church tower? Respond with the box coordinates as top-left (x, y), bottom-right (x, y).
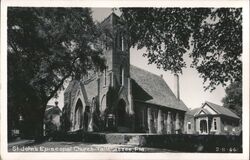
top-left (63, 13), bottom-right (134, 133)
top-left (99, 13), bottom-right (130, 89)
top-left (98, 13), bottom-right (134, 132)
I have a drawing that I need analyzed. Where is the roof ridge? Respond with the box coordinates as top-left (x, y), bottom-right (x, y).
top-left (130, 65), bottom-right (164, 79)
top-left (205, 101), bottom-right (220, 106)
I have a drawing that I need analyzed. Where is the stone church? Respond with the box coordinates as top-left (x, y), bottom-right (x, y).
top-left (61, 13), bottom-right (188, 134)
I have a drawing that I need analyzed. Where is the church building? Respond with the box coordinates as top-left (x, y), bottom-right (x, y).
top-left (61, 13), bottom-right (188, 134)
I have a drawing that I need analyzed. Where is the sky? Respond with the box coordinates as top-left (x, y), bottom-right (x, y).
top-left (48, 8), bottom-right (226, 110)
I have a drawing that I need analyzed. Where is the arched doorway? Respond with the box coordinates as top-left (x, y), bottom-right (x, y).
top-left (200, 119), bottom-right (208, 134)
top-left (74, 99), bottom-right (83, 130)
top-left (117, 99), bottom-right (126, 127)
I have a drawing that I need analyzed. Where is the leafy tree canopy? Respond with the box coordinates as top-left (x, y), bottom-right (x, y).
top-left (120, 8), bottom-right (242, 90)
top-left (8, 7), bottom-right (104, 137)
top-left (222, 81), bottom-right (242, 119)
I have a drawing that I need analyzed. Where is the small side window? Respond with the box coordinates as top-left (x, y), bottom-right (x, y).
top-left (188, 122), bottom-right (191, 130)
top-left (214, 119), bottom-right (217, 130)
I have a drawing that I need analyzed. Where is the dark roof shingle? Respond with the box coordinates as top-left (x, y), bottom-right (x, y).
top-left (204, 101), bottom-right (240, 119)
top-left (130, 65), bottom-right (188, 111)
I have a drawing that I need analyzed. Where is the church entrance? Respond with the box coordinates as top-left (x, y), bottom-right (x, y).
top-left (117, 99), bottom-right (126, 127)
top-left (200, 119), bottom-right (208, 134)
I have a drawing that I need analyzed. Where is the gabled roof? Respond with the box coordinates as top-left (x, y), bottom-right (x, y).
top-left (203, 101), bottom-right (240, 119)
top-left (186, 102), bottom-right (240, 119)
top-left (186, 108), bottom-right (210, 116)
top-left (130, 65), bottom-right (188, 112)
top-left (196, 108), bottom-right (210, 115)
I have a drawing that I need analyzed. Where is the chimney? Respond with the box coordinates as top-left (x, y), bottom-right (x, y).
top-left (174, 74), bottom-right (180, 101)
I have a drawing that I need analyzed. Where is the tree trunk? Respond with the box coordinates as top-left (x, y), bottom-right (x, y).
top-left (34, 105), bottom-right (46, 142)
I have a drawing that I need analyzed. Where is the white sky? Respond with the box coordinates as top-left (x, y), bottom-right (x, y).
top-left (48, 8), bottom-right (226, 110)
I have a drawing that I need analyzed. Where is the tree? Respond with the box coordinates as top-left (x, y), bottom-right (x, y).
top-left (8, 7), bottom-right (104, 139)
top-left (222, 81), bottom-right (242, 119)
top-left (120, 8), bottom-right (242, 90)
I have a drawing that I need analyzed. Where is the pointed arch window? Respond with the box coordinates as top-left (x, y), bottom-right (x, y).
top-left (119, 65), bottom-right (124, 86)
top-left (74, 99), bottom-right (83, 130)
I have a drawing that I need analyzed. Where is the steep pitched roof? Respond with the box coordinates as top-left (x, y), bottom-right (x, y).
top-left (204, 101), bottom-right (240, 119)
top-left (130, 65), bottom-right (188, 112)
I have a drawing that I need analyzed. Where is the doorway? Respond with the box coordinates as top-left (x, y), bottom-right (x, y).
top-left (117, 99), bottom-right (126, 127)
top-left (83, 106), bottom-right (90, 131)
top-left (200, 119), bottom-right (208, 134)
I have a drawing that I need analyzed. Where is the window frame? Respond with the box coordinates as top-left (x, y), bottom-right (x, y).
top-left (214, 118), bottom-right (217, 130)
top-left (188, 122), bottom-right (191, 130)
top-left (119, 65), bottom-right (124, 86)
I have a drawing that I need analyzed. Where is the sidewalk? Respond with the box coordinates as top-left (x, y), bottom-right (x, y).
top-left (8, 139), bottom-right (35, 148)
